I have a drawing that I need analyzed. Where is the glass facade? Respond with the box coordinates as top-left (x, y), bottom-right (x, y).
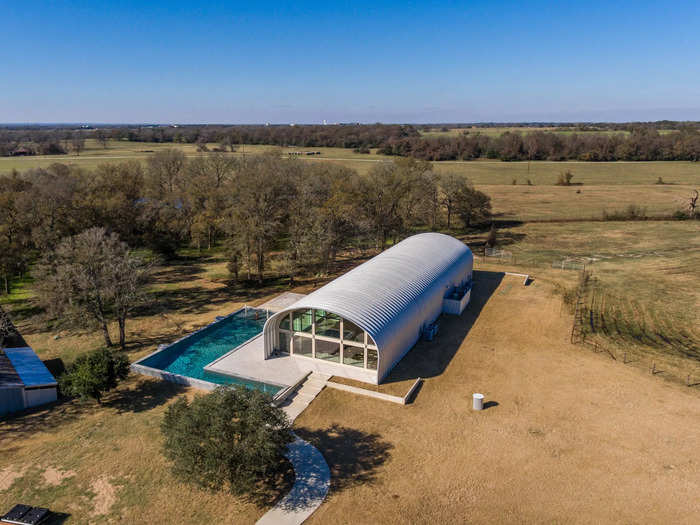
top-left (276, 309), bottom-right (379, 372)
top-left (315, 310), bottom-right (341, 338)
top-left (292, 309), bottom-right (313, 333)
top-left (292, 334), bottom-right (312, 357)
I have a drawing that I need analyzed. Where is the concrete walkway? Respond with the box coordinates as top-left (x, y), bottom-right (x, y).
top-left (256, 435), bottom-right (330, 525)
top-left (257, 373), bottom-right (331, 525)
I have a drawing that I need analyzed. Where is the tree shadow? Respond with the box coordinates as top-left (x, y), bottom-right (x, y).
top-left (102, 376), bottom-right (186, 413)
top-left (244, 456), bottom-right (297, 509)
top-left (0, 377), bottom-right (184, 441)
top-left (295, 424), bottom-right (393, 494)
top-left (0, 396), bottom-right (92, 442)
top-left (382, 270), bottom-right (504, 385)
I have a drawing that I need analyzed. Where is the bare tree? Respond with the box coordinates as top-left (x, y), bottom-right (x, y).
top-left (71, 134), bottom-right (85, 156)
top-left (33, 227), bottom-right (152, 350)
top-left (0, 306), bottom-right (15, 348)
top-left (95, 129), bottom-right (109, 149)
top-left (439, 172), bottom-right (470, 230)
top-left (688, 189), bottom-right (699, 218)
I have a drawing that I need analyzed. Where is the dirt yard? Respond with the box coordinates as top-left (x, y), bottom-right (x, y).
top-left (296, 270), bottom-right (700, 524)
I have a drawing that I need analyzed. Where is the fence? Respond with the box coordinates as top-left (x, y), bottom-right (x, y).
top-left (553, 258), bottom-right (586, 271)
top-left (484, 247), bottom-right (513, 262)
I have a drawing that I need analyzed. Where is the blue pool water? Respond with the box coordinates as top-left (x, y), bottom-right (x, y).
top-left (139, 309), bottom-right (281, 394)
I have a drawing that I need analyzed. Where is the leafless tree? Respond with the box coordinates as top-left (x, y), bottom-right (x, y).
top-left (688, 189), bottom-right (699, 218)
top-left (0, 306), bottom-right (15, 348)
top-left (33, 227), bottom-right (152, 349)
top-left (71, 134), bottom-right (85, 156)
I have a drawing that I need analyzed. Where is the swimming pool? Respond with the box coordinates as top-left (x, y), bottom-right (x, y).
top-left (136, 308), bottom-right (282, 394)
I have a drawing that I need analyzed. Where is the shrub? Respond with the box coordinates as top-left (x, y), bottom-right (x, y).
top-left (485, 224), bottom-right (497, 247)
top-left (161, 386), bottom-right (293, 495)
top-left (602, 204), bottom-right (647, 221)
top-left (526, 179), bottom-right (533, 186)
top-left (59, 348), bottom-right (129, 403)
top-left (555, 170), bottom-right (575, 186)
top-left (655, 176), bottom-right (665, 185)
top-left (511, 178), bottom-right (517, 185)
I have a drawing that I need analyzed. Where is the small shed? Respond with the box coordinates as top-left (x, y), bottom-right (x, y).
top-left (0, 347), bottom-right (57, 417)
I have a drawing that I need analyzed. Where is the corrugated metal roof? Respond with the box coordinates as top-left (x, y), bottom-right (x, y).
top-left (270, 232), bottom-right (472, 350)
top-left (0, 351), bottom-right (24, 388)
top-left (3, 347), bottom-right (57, 388)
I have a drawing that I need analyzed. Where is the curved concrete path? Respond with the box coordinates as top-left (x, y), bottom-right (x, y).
top-left (256, 434), bottom-right (330, 525)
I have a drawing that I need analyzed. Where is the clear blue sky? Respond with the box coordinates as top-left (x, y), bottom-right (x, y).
top-left (2, 1), bottom-right (699, 123)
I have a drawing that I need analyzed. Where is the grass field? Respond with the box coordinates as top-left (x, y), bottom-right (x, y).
top-left (1, 139), bottom-right (699, 523)
top-left (297, 273), bottom-right (700, 524)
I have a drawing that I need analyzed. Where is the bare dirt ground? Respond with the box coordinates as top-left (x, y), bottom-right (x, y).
top-left (296, 271), bottom-right (700, 524)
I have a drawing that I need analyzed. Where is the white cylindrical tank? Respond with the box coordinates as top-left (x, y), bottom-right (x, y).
top-left (472, 393), bottom-right (484, 411)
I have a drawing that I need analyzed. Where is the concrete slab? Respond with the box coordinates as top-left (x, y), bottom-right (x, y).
top-left (258, 292), bottom-right (307, 312)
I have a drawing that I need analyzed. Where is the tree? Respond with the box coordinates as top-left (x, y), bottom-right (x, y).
top-left (439, 172), bottom-right (470, 230)
top-left (146, 149), bottom-right (186, 197)
top-left (225, 153), bottom-right (290, 283)
top-left (161, 386), bottom-right (293, 495)
top-left (455, 186), bottom-right (492, 228)
top-left (71, 134), bottom-right (85, 156)
top-left (357, 162), bottom-right (411, 248)
top-left (687, 189), bottom-right (699, 218)
top-left (33, 227), bottom-right (152, 349)
top-left (0, 306), bottom-right (15, 348)
top-left (59, 347), bottom-right (129, 403)
top-left (95, 129), bottom-right (109, 149)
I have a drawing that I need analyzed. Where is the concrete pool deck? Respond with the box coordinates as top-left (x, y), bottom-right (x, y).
top-left (208, 291), bottom-right (384, 387)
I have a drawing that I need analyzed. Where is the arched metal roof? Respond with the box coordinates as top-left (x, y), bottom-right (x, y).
top-left (264, 233), bottom-right (473, 353)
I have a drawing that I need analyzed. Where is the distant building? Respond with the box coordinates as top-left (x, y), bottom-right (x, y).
top-left (0, 323), bottom-right (57, 417)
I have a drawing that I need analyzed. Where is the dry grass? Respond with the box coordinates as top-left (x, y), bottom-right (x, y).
top-left (0, 376), bottom-right (293, 523)
top-left (2, 141), bottom-right (699, 523)
top-left (297, 272), bottom-right (700, 524)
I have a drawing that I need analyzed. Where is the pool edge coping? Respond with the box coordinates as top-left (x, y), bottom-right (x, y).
top-left (131, 306), bottom-right (289, 394)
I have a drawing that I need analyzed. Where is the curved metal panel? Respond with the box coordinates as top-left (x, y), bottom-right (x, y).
top-left (263, 233), bottom-right (473, 382)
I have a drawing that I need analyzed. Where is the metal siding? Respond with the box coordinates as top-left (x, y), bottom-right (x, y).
top-left (263, 233), bottom-right (473, 382)
top-left (24, 387), bottom-right (58, 408)
top-left (0, 387), bottom-right (25, 416)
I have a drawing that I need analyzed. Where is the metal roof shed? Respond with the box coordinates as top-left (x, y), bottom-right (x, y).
top-left (0, 347), bottom-right (57, 416)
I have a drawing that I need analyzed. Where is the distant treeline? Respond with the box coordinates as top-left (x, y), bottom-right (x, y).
top-left (378, 129), bottom-right (700, 161)
top-left (3, 122), bottom-right (700, 161)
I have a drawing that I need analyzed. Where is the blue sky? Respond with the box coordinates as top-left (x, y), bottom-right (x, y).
top-left (2, 1), bottom-right (699, 123)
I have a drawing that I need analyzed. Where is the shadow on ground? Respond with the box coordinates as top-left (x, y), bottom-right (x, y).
top-left (0, 377), bottom-right (184, 440)
top-left (295, 424), bottom-right (393, 494)
top-left (382, 270), bottom-right (504, 385)
top-left (103, 377), bottom-right (186, 413)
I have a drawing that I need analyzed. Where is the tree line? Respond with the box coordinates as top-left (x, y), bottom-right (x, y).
top-left (377, 128), bottom-right (700, 161)
top-left (5, 123), bottom-right (700, 161)
top-left (0, 151), bottom-right (491, 295)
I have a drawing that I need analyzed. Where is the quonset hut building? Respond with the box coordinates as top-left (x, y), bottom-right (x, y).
top-left (263, 233), bottom-right (473, 384)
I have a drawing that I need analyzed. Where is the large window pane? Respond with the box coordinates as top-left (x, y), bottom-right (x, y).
top-left (366, 348), bottom-right (378, 370)
top-left (315, 338), bottom-right (340, 363)
top-left (292, 309), bottom-right (313, 333)
top-left (315, 310), bottom-right (341, 339)
top-left (278, 331), bottom-right (290, 353)
top-left (343, 319), bottom-right (365, 343)
top-left (279, 314), bottom-right (290, 330)
top-left (292, 334), bottom-right (312, 357)
top-left (343, 344), bottom-right (364, 367)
